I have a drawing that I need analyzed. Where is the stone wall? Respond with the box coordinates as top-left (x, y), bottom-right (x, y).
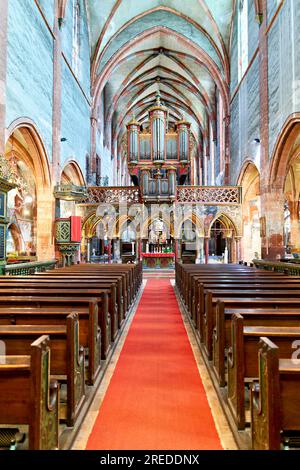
top-left (6, 0), bottom-right (54, 159)
top-left (229, 1), bottom-right (260, 184)
top-left (6, 0), bottom-right (91, 179)
top-left (268, 0), bottom-right (300, 158)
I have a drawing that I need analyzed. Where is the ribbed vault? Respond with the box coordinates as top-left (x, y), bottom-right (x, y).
top-left (86, 0), bottom-right (235, 183)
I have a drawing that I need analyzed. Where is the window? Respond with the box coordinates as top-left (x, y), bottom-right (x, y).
top-left (72, 0), bottom-right (81, 76)
top-left (238, 0), bottom-right (248, 81)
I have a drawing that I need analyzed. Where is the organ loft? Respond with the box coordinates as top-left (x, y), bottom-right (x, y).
top-left (127, 91), bottom-right (191, 200)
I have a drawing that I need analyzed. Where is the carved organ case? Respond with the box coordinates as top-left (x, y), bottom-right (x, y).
top-left (126, 93), bottom-right (191, 200)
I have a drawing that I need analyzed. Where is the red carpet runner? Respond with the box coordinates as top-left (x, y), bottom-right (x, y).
top-left (86, 279), bottom-right (222, 450)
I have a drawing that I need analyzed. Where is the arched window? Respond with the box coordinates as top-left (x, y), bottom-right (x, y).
top-left (72, 0), bottom-right (81, 76)
top-left (238, 0), bottom-right (248, 81)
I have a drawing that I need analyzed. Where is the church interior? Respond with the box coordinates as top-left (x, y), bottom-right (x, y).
top-left (0, 0), bottom-right (300, 453)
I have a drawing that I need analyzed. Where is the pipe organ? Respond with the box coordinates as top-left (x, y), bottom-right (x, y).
top-left (126, 92), bottom-right (191, 200)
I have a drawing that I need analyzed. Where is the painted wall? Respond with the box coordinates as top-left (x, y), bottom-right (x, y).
top-left (37, 0), bottom-right (55, 27)
top-left (6, 0), bottom-right (92, 182)
top-left (61, 0), bottom-right (91, 97)
top-left (96, 128), bottom-right (114, 185)
top-left (268, 0), bottom-right (300, 158)
top-left (229, 0), bottom-right (260, 183)
top-left (6, 0), bottom-right (54, 159)
top-left (61, 61), bottom-right (91, 173)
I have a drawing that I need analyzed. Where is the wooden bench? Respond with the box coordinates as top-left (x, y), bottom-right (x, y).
top-left (203, 290), bottom-right (300, 359)
top-left (191, 277), bottom-right (300, 325)
top-left (0, 296), bottom-right (101, 384)
top-left (0, 281), bottom-right (117, 343)
top-left (0, 313), bottom-right (85, 427)
top-left (213, 304), bottom-right (300, 387)
top-left (227, 314), bottom-right (300, 430)
top-left (0, 335), bottom-right (59, 449)
top-left (251, 337), bottom-right (300, 449)
top-left (0, 287), bottom-right (111, 361)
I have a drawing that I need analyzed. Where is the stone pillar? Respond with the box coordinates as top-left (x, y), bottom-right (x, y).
top-left (235, 236), bottom-right (242, 263)
top-left (86, 239), bottom-right (91, 262)
top-left (204, 236), bottom-right (209, 264)
top-left (90, 113), bottom-right (97, 183)
top-left (261, 188), bottom-right (285, 260)
top-left (108, 240), bottom-right (112, 263)
top-left (288, 200), bottom-right (300, 250)
top-left (231, 237), bottom-right (237, 263)
top-left (52, 2), bottom-right (62, 185)
top-left (36, 189), bottom-right (55, 260)
top-left (224, 115), bottom-right (230, 184)
top-left (195, 236), bottom-right (202, 264)
top-left (0, 0), bottom-right (8, 154)
top-left (114, 238), bottom-right (121, 263)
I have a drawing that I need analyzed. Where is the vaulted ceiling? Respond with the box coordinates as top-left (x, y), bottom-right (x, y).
top-left (87, 0), bottom-right (235, 153)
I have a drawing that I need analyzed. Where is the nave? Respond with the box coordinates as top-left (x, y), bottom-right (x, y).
top-left (82, 278), bottom-right (223, 450)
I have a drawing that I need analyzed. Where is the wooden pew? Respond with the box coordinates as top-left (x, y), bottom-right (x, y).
top-left (31, 274), bottom-right (127, 324)
top-left (0, 287), bottom-right (110, 361)
top-left (0, 313), bottom-right (85, 427)
top-left (203, 290), bottom-right (300, 359)
top-left (191, 277), bottom-right (300, 326)
top-left (213, 304), bottom-right (300, 386)
top-left (0, 296), bottom-right (101, 384)
top-left (227, 313), bottom-right (300, 429)
top-left (251, 337), bottom-right (300, 449)
top-left (0, 335), bottom-right (59, 449)
top-left (0, 281), bottom-right (117, 343)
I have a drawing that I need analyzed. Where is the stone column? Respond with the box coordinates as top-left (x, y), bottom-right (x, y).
top-left (204, 236), bottom-right (209, 264)
top-left (108, 240), bottom-right (112, 263)
top-left (36, 189), bottom-right (55, 260)
top-left (231, 237), bottom-right (237, 264)
top-left (114, 238), bottom-right (121, 263)
top-left (90, 113), bottom-right (97, 183)
top-left (288, 200), bottom-right (300, 250)
top-left (86, 239), bottom-right (91, 262)
top-left (224, 115), bottom-right (230, 184)
top-left (195, 236), bottom-right (202, 264)
top-left (0, 0), bottom-right (8, 154)
top-left (261, 187), bottom-right (285, 260)
top-left (52, 2), bottom-right (62, 185)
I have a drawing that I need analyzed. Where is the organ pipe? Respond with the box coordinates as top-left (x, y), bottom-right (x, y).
top-left (176, 121), bottom-right (191, 163)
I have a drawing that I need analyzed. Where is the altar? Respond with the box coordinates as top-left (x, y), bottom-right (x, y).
top-left (142, 252), bottom-right (175, 269)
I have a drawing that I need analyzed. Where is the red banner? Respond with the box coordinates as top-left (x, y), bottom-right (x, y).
top-left (70, 216), bottom-right (82, 242)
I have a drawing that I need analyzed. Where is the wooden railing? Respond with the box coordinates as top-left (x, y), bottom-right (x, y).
top-left (3, 260), bottom-right (57, 276)
top-left (253, 259), bottom-right (300, 276)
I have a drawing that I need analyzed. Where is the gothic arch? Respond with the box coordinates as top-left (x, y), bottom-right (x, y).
top-left (207, 211), bottom-right (239, 238)
top-left (6, 118), bottom-right (52, 190)
top-left (5, 118), bottom-right (53, 260)
top-left (61, 159), bottom-right (86, 186)
top-left (269, 113), bottom-right (300, 191)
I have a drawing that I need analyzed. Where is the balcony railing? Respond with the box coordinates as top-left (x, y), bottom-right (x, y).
top-left (80, 186), bottom-right (141, 205)
top-left (54, 184), bottom-right (88, 201)
top-left (176, 186), bottom-right (242, 205)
